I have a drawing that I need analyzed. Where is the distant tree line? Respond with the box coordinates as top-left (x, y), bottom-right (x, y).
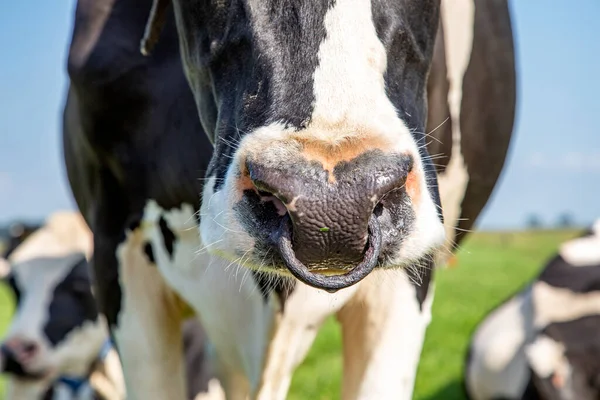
top-left (526, 212), bottom-right (577, 229)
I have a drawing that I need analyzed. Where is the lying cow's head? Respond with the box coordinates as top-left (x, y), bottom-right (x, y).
top-left (0, 253), bottom-right (108, 398)
top-left (143, 0), bottom-right (445, 291)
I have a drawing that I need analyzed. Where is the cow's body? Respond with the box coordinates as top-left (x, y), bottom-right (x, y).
top-left (465, 220), bottom-right (600, 400)
top-left (63, 0), bottom-right (515, 398)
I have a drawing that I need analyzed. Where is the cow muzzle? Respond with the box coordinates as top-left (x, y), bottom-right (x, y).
top-left (244, 150), bottom-right (413, 292)
top-left (1, 341), bottom-right (46, 379)
top-left (273, 213), bottom-right (382, 293)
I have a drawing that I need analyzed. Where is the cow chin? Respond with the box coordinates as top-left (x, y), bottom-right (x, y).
top-left (199, 135), bottom-right (446, 284)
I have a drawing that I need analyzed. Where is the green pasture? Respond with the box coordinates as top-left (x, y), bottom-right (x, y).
top-left (0, 228), bottom-right (581, 399)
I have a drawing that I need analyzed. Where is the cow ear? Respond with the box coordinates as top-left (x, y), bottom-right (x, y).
top-left (141, 0), bottom-right (171, 56)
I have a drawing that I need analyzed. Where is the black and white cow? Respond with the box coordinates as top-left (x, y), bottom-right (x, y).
top-left (1, 252), bottom-right (123, 400)
top-left (62, 0), bottom-right (516, 398)
top-left (465, 219), bottom-right (600, 400)
top-left (0, 212), bottom-right (121, 399)
top-left (0, 213), bottom-right (224, 400)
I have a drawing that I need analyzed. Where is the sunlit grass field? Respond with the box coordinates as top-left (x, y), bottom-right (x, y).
top-left (0, 228), bottom-right (581, 399)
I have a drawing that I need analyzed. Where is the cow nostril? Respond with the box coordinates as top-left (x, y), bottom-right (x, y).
top-left (22, 342), bottom-right (38, 356)
top-left (373, 202), bottom-right (384, 217)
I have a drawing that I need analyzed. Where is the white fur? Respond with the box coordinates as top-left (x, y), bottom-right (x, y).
top-left (114, 223), bottom-right (188, 400)
top-left (0, 257), bottom-right (10, 278)
top-left (256, 282), bottom-right (359, 399)
top-left (115, 199), bottom-right (278, 399)
top-left (466, 289), bottom-right (535, 400)
top-left (436, 0), bottom-right (475, 256)
top-left (193, 379), bottom-right (226, 400)
top-left (525, 336), bottom-right (566, 379)
top-left (338, 270), bottom-right (434, 400)
top-left (533, 281), bottom-right (600, 328)
top-left (559, 221), bottom-right (600, 267)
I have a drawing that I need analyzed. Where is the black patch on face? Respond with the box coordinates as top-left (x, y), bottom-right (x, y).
top-left (234, 189), bottom-right (285, 246)
top-left (372, 0), bottom-right (444, 223)
top-left (158, 216), bottom-right (176, 258)
top-left (143, 241), bottom-right (156, 264)
top-left (6, 274), bottom-right (22, 305)
top-left (250, 270), bottom-right (295, 309)
top-left (404, 256), bottom-right (434, 310)
top-left (43, 386), bottom-right (55, 400)
top-left (43, 254), bottom-right (99, 346)
top-left (174, 0), bottom-right (335, 190)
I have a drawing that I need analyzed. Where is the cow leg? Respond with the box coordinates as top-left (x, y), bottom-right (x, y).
top-left (337, 269), bottom-right (434, 400)
top-left (110, 223), bottom-right (187, 400)
top-left (133, 200), bottom-right (282, 400)
top-left (91, 187), bottom-right (187, 400)
top-left (256, 283), bottom-right (358, 400)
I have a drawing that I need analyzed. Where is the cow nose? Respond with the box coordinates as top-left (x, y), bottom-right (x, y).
top-left (1, 342), bottom-right (33, 377)
top-left (246, 152), bottom-right (413, 291)
top-left (1, 338), bottom-right (40, 369)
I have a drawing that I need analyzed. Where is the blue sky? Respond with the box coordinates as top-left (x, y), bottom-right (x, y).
top-left (0, 1), bottom-right (598, 229)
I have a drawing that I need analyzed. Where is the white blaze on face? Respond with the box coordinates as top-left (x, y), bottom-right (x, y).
top-left (312, 0), bottom-right (446, 267)
top-left (559, 219), bottom-right (600, 267)
top-left (436, 0), bottom-right (475, 254)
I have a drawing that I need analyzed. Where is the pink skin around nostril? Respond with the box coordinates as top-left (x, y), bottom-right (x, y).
top-left (259, 194), bottom-right (288, 216)
top-left (5, 339), bottom-right (39, 365)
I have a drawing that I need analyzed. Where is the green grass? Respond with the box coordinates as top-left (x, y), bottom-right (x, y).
top-left (0, 229), bottom-right (581, 399)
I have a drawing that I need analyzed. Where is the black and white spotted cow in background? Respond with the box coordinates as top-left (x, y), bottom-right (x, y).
top-left (0, 212), bottom-right (224, 400)
top-left (63, 0), bottom-right (516, 398)
top-left (1, 253), bottom-right (124, 400)
top-left (465, 219), bottom-right (600, 400)
top-left (0, 211), bottom-right (123, 399)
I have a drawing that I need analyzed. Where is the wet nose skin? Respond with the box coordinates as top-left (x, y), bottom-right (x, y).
top-left (1, 340), bottom-right (43, 378)
top-left (246, 150), bottom-right (413, 268)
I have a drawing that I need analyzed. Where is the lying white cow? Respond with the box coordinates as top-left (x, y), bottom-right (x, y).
top-left (465, 219), bottom-right (600, 400)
